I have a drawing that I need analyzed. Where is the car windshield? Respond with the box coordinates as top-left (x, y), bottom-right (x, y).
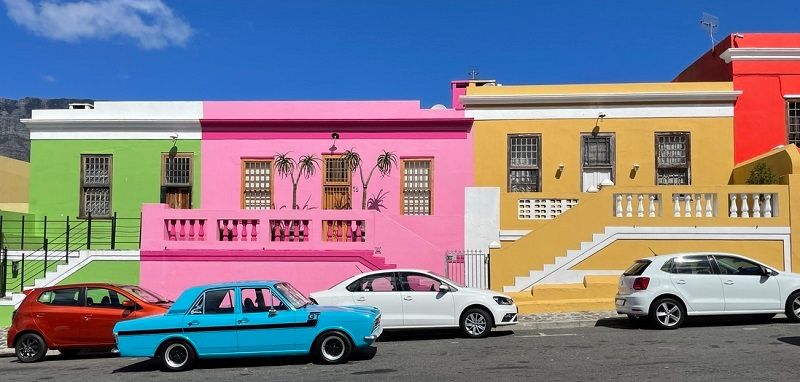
top-left (122, 286), bottom-right (172, 304)
top-left (429, 272), bottom-right (464, 288)
top-left (274, 283), bottom-right (312, 309)
top-left (623, 260), bottom-right (652, 276)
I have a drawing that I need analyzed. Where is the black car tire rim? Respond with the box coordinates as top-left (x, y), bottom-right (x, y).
top-left (18, 336), bottom-right (42, 360)
top-left (321, 336), bottom-right (345, 361)
top-left (164, 343), bottom-right (188, 369)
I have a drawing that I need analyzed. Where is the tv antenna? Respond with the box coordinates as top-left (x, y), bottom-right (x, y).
top-left (700, 12), bottom-right (719, 51)
top-left (468, 67), bottom-right (480, 80)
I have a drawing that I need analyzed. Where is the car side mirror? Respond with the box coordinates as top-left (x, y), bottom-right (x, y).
top-left (121, 300), bottom-right (135, 310)
top-left (268, 307), bottom-right (277, 317)
top-left (762, 267), bottom-right (773, 277)
top-left (438, 284), bottom-right (450, 293)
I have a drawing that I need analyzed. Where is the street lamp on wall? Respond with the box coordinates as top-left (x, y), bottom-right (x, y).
top-left (329, 132), bottom-right (339, 153)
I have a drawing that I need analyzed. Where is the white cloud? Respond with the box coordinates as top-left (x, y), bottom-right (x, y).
top-left (3, 0), bottom-right (193, 49)
top-left (41, 74), bottom-right (56, 82)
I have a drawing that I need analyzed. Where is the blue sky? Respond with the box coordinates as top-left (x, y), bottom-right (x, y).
top-left (1, 0), bottom-right (798, 106)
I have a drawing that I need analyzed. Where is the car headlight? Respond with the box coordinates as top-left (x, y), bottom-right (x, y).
top-left (493, 296), bottom-right (513, 305)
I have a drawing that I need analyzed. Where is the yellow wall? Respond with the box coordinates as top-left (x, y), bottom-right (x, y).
top-left (572, 239), bottom-right (786, 271)
top-left (0, 156), bottom-right (29, 213)
top-left (731, 145), bottom-right (800, 185)
top-left (474, 117), bottom-right (734, 230)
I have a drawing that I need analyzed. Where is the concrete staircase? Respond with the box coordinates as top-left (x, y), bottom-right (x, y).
top-left (509, 275), bottom-right (618, 314)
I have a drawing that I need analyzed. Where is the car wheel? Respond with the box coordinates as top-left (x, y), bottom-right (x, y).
top-left (785, 292), bottom-right (800, 323)
top-left (15, 333), bottom-right (48, 363)
top-left (649, 297), bottom-right (685, 330)
top-left (59, 349), bottom-right (81, 358)
top-left (460, 308), bottom-right (493, 338)
top-left (159, 341), bottom-right (196, 372)
top-left (314, 331), bottom-right (352, 364)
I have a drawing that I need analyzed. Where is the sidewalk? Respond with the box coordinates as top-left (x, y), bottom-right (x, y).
top-left (514, 311), bottom-right (625, 331)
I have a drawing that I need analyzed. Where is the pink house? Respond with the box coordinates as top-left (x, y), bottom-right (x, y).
top-left (140, 101), bottom-right (474, 298)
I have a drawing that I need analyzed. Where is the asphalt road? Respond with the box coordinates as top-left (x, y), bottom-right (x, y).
top-left (3, 317), bottom-right (800, 381)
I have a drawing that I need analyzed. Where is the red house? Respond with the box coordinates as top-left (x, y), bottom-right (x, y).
top-left (675, 33), bottom-right (800, 163)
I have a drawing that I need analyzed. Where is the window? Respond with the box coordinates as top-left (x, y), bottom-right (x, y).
top-left (86, 288), bottom-right (131, 309)
top-left (789, 100), bottom-right (800, 145)
top-left (322, 156), bottom-right (351, 210)
top-left (241, 288), bottom-right (286, 313)
top-left (714, 256), bottom-right (764, 276)
top-left (656, 133), bottom-right (691, 185)
top-left (37, 288), bottom-right (82, 306)
top-left (581, 134), bottom-right (615, 192)
top-left (346, 273), bottom-right (399, 292)
top-left (190, 289), bottom-right (235, 315)
top-left (242, 160), bottom-right (273, 209)
top-left (401, 273), bottom-right (442, 292)
top-left (161, 153), bottom-right (193, 209)
top-left (508, 134), bottom-right (541, 192)
top-left (623, 260), bottom-right (651, 276)
top-left (668, 256), bottom-right (713, 275)
top-left (402, 159), bottom-right (432, 215)
top-left (80, 155), bottom-right (112, 218)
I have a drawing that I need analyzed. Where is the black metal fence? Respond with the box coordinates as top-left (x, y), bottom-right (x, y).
top-left (445, 250), bottom-right (490, 289)
top-left (0, 213), bottom-right (141, 298)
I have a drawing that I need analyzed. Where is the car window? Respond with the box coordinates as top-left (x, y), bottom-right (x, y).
top-left (38, 288), bottom-right (82, 306)
top-left (191, 289), bottom-right (235, 315)
top-left (274, 283), bottom-right (311, 309)
top-left (715, 256), bottom-right (763, 276)
top-left (121, 286), bottom-right (170, 304)
top-left (671, 256), bottom-right (714, 275)
top-left (241, 288), bottom-right (287, 313)
top-left (86, 288), bottom-right (131, 309)
top-left (402, 273), bottom-right (442, 292)
top-left (346, 273), bottom-right (398, 292)
top-left (623, 260), bottom-right (651, 276)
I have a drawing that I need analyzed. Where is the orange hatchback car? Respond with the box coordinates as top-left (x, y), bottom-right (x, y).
top-left (7, 283), bottom-right (172, 362)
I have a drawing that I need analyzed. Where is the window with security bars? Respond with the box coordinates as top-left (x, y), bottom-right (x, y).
top-left (162, 154), bottom-right (193, 186)
top-left (242, 160), bottom-right (272, 209)
top-left (582, 134), bottom-right (615, 192)
top-left (402, 159), bottom-right (432, 215)
top-left (508, 134), bottom-right (541, 192)
top-left (80, 155), bottom-right (112, 218)
top-left (656, 133), bottom-right (691, 185)
top-left (788, 100), bottom-right (800, 145)
top-left (323, 156), bottom-right (352, 210)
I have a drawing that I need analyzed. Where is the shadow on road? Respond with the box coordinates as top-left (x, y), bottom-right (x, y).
top-left (778, 337), bottom-right (800, 347)
top-left (4, 350), bottom-right (118, 363)
top-left (596, 316), bottom-right (793, 330)
top-left (112, 347), bottom-right (377, 373)
top-left (377, 328), bottom-right (513, 342)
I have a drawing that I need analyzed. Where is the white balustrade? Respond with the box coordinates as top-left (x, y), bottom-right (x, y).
top-left (614, 194), bottom-right (661, 218)
top-left (671, 194), bottom-right (717, 218)
top-left (729, 193), bottom-right (777, 218)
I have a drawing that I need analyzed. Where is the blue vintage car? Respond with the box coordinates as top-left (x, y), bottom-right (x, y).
top-left (113, 281), bottom-right (382, 371)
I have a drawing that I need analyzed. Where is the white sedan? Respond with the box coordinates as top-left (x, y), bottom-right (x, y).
top-left (310, 269), bottom-right (518, 338)
top-left (616, 252), bottom-right (800, 329)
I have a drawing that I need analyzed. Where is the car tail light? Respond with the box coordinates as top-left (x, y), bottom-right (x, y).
top-left (632, 277), bottom-right (650, 290)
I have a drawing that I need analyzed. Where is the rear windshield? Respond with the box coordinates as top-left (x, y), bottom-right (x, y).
top-left (623, 260), bottom-right (651, 276)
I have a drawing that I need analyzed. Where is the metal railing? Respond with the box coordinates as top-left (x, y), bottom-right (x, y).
top-left (445, 250), bottom-right (490, 289)
top-left (0, 212), bottom-right (141, 297)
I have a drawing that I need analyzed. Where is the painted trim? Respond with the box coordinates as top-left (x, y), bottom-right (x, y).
top-left (785, 95), bottom-right (800, 99)
top-left (200, 118), bottom-right (473, 131)
top-left (460, 91), bottom-right (741, 106)
top-left (465, 104), bottom-right (735, 120)
top-left (500, 230), bottom-right (531, 241)
top-left (139, 249), bottom-right (391, 271)
top-left (25, 120), bottom-right (201, 140)
top-left (720, 47), bottom-right (800, 63)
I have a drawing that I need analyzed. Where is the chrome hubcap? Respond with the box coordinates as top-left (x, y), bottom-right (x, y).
top-left (321, 336), bottom-right (345, 361)
top-left (18, 337), bottom-right (40, 360)
top-left (164, 343), bottom-right (188, 369)
top-left (793, 297), bottom-right (800, 317)
top-left (656, 302), bottom-right (681, 327)
top-left (465, 312), bottom-right (487, 336)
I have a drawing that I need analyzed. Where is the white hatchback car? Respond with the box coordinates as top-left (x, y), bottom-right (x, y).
top-left (310, 269), bottom-right (518, 338)
top-left (616, 253), bottom-right (800, 329)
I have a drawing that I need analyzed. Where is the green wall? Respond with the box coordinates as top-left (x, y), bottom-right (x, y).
top-left (29, 140), bottom-right (201, 249)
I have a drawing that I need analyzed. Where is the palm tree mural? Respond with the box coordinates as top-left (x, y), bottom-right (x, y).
top-left (342, 149), bottom-right (398, 210)
top-left (274, 152), bottom-right (321, 209)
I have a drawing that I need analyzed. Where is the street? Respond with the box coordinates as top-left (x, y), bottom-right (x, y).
top-left (3, 317), bottom-right (800, 381)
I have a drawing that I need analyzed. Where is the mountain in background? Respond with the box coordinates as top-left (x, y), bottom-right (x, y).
top-left (0, 97), bottom-right (94, 162)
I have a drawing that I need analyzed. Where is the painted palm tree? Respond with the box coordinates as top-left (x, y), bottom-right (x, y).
top-left (342, 149), bottom-right (398, 210)
top-left (274, 152), bottom-right (321, 209)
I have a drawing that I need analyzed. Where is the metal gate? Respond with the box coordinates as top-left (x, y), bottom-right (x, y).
top-left (445, 250), bottom-right (490, 289)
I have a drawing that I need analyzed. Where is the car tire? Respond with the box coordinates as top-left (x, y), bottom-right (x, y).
top-left (15, 332), bottom-right (48, 363)
top-left (785, 291), bottom-right (800, 323)
top-left (314, 331), bottom-right (352, 364)
top-left (649, 297), bottom-right (685, 330)
top-left (460, 308), bottom-right (493, 338)
top-left (59, 349), bottom-right (81, 358)
top-left (159, 340), bottom-right (196, 372)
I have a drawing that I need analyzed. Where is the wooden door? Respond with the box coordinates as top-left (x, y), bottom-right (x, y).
top-left (322, 156), bottom-right (351, 209)
top-left (165, 187), bottom-right (191, 209)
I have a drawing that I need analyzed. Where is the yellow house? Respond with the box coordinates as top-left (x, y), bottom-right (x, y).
top-left (461, 81), bottom-right (797, 313)
top-left (0, 156), bottom-right (29, 213)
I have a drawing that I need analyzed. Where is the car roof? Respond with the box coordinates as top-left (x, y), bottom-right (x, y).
top-left (635, 252), bottom-right (759, 263)
top-left (41, 282), bottom-right (126, 289)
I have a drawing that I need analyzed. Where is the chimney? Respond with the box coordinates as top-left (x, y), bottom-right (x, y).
top-left (450, 79), bottom-right (496, 110)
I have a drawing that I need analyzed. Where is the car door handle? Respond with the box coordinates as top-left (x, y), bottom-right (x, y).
top-left (35, 313), bottom-right (45, 318)
top-left (237, 318), bottom-right (250, 324)
top-left (676, 280), bottom-right (687, 285)
top-left (355, 297), bottom-right (366, 302)
top-left (83, 314), bottom-right (92, 320)
top-left (403, 296), bottom-right (413, 301)
top-left (187, 320), bottom-right (200, 327)
top-left (724, 280), bottom-right (735, 285)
